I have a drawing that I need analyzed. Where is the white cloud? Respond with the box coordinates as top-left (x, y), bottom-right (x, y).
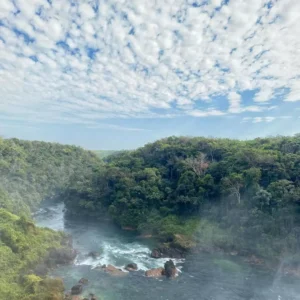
top-left (242, 116), bottom-right (292, 123)
top-left (0, 0), bottom-right (299, 127)
top-left (188, 109), bottom-right (226, 117)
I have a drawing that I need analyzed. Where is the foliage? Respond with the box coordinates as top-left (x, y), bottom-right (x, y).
top-left (0, 208), bottom-right (66, 299)
top-left (93, 150), bottom-right (119, 159)
top-left (0, 137), bottom-right (102, 215)
top-left (0, 137), bottom-right (101, 299)
top-left (65, 135), bottom-right (300, 259)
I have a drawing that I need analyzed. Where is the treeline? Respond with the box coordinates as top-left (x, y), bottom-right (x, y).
top-left (0, 137), bottom-right (102, 215)
top-left (64, 135), bottom-right (300, 259)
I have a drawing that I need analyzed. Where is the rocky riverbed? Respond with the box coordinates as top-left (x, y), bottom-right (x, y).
top-left (34, 202), bottom-right (300, 300)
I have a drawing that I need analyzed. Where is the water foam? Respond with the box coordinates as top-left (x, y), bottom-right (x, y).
top-left (75, 240), bottom-right (184, 271)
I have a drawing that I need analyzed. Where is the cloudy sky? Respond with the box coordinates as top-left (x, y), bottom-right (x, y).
top-left (0, 0), bottom-right (299, 149)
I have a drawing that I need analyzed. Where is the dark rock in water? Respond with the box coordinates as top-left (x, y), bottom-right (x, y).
top-left (46, 247), bottom-right (77, 266)
top-left (78, 277), bottom-right (88, 285)
top-left (71, 284), bottom-right (83, 295)
top-left (88, 251), bottom-right (100, 259)
top-left (145, 267), bottom-right (165, 277)
top-left (151, 248), bottom-right (161, 258)
top-left (164, 260), bottom-right (178, 278)
top-left (90, 294), bottom-right (97, 300)
top-left (125, 263), bottom-right (138, 271)
top-left (151, 246), bottom-right (185, 259)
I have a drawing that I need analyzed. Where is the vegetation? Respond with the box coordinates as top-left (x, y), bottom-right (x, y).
top-left (1, 134), bottom-right (300, 298)
top-left (0, 137), bottom-right (102, 215)
top-left (0, 207), bottom-right (66, 299)
top-left (64, 135), bottom-right (300, 260)
top-left (93, 150), bottom-right (118, 159)
top-left (0, 137), bottom-right (101, 299)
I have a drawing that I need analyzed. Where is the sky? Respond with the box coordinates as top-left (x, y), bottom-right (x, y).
top-left (0, 0), bottom-right (300, 150)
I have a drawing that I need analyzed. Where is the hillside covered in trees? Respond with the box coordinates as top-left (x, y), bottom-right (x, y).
top-left (64, 135), bottom-right (300, 261)
top-left (1, 135), bottom-right (300, 299)
top-left (0, 138), bottom-right (101, 299)
top-left (0, 138), bottom-right (102, 215)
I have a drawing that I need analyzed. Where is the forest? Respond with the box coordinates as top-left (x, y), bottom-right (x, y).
top-left (1, 135), bottom-right (300, 298)
top-left (0, 137), bottom-right (101, 299)
top-left (64, 135), bottom-right (300, 261)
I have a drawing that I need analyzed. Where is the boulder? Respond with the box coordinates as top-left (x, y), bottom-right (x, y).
top-left (88, 251), bottom-right (100, 259)
top-left (78, 278), bottom-right (88, 285)
top-left (145, 267), bottom-right (165, 277)
top-left (151, 248), bottom-right (161, 258)
top-left (164, 260), bottom-right (178, 278)
top-left (151, 246), bottom-right (184, 259)
top-left (103, 264), bottom-right (127, 276)
top-left (125, 263), bottom-right (138, 271)
top-left (47, 247), bottom-right (77, 266)
top-left (71, 284), bottom-right (83, 295)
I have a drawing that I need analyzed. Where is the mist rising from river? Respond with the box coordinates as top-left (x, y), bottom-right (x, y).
top-left (34, 202), bottom-right (300, 300)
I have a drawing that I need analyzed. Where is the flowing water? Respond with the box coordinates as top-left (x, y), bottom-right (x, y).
top-left (34, 202), bottom-right (300, 300)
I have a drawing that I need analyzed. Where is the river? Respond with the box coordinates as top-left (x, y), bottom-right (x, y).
top-left (34, 202), bottom-right (300, 300)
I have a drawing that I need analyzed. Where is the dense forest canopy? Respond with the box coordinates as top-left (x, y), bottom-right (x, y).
top-left (64, 135), bottom-right (300, 259)
top-left (1, 135), bottom-right (300, 299)
top-left (0, 137), bottom-right (102, 299)
top-left (0, 137), bottom-right (102, 215)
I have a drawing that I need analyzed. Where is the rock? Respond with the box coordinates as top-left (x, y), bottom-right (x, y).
top-left (78, 278), bottom-right (88, 285)
top-left (125, 263), bottom-right (138, 271)
top-left (145, 267), bottom-right (165, 277)
top-left (164, 260), bottom-right (178, 278)
top-left (90, 294), bottom-right (97, 300)
top-left (46, 247), bottom-right (77, 266)
top-left (88, 251), bottom-right (100, 259)
top-left (103, 264), bottom-right (127, 276)
top-left (151, 248), bottom-right (161, 258)
top-left (151, 246), bottom-right (185, 259)
top-left (71, 284), bottom-right (83, 295)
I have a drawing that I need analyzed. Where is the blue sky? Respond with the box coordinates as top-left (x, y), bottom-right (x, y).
top-left (0, 0), bottom-right (299, 150)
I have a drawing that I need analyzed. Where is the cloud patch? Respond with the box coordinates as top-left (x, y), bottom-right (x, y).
top-left (0, 0), bottom-right (299, 127)
top-left (242, 116), bottom-right (292, 123)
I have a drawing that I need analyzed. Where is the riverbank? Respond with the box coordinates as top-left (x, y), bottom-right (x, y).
top-left (0, 208), bottom-right (76, 299)
top-left (33, 202), bottom-right (300, 300)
